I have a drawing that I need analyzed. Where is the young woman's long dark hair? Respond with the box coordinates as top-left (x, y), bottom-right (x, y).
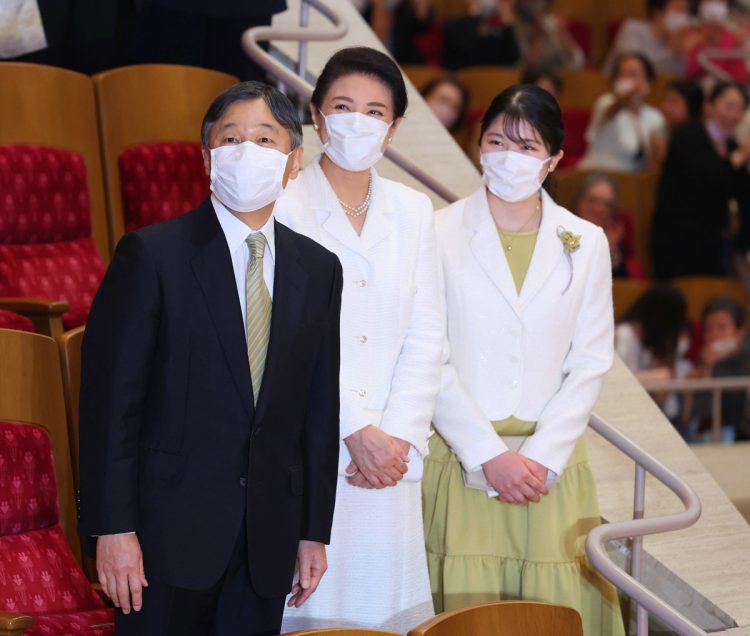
top-left (479, 84), bottom-right (565, 154)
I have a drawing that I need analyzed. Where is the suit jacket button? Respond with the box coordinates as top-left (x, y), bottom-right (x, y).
top-left (239, 477), bottom-right (247, 488)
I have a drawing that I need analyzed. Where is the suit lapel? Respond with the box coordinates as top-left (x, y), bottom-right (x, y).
top-left (518, 190), bottom-right (565, 308)
top-left (254, 221), bottom-right (308, 418)
top-left (189, 200), bottom-right (254, 421)
top-left (466, 188), bottom-right (522, 318)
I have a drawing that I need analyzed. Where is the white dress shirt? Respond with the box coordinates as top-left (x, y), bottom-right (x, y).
top-left (212, 194), bottom-right (275, 329)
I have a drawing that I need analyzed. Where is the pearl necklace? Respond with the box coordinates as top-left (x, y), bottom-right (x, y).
top-left (338, 175), bottom-right (372, 217)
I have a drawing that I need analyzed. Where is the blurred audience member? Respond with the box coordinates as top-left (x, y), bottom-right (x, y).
top-left (581, 53), bottom-right (666, 172)
top-left (652, 81), bottom-right (750, 278)
top-left (685, 0), bottom-right (749, 84)
top-left (573, 174), bottom-right (645, 279)
top-left (653, 79), bottom-right (705, 161)
top-left (660, 79), bottom-right (705, 130)
top-left (392, 0), bottom-right (435, 64)
top-left (442, 0), bottom-right (520, 69)
top-left (513, 0), bottom-right (585, 71)
top-left (604, 0), bottom-right (691, 76)
top-left (130, 0), bottom-right (286, 81)
top-left (520, 66), bottom-right (564, 100)
top-left (616, 284), bottom-right (692, 422)
top-left (421, 75), bottom-right (469, 133)
top-left (684, 295), bottom-right (750, 441)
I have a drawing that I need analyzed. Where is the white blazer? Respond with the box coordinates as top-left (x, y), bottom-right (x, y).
top-left (274, 156), bottom-right (443, 459)
top-left (433, 186), bottom-right (614, 475)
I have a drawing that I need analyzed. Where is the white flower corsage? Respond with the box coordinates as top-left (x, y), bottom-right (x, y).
top-left (557, 226), bottom-right (581, 294)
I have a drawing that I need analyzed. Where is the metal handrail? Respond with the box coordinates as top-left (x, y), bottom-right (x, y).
top-left (696, 47), bottom-right (749, 82)
top-left (587, 413), bottom-right (704, 636)
top-left (241, 0), bottom-right (460, 204)
top-left (641, 375), bottom-right (750, 442)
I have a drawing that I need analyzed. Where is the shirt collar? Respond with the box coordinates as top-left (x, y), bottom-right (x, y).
top-left (212, 194), bottom-right (276, 260)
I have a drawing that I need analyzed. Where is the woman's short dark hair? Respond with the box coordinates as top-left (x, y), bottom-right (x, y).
top-left (311, 47), bottom-right (408, 118)
top-left (667, 80), bottom-right (705, 122)
top-left (623, 284), bottom-right (688, 363)
top-left (201, 81), bottom-right (302, 149)
top-left (709, 81), bottom-right (750, 108)
top-left (479, 84), bottom-right (565, 155)
top-left (702, 295), bottom-right (746, 328)
top-left (610, 52), bottom-right (657, 84)
top-left (420, 75), bottom-right (469, 133)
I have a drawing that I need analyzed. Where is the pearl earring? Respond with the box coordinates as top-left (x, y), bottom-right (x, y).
top-left (313, 124), bottom-right (319, 131)
top-left (387, 137), bottom-right (392, 143)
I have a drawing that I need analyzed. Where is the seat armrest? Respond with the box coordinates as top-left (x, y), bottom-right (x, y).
top-left (0, 297), bottom-right (69, 337)
top-left (0, 611), bottom-right (34, 636)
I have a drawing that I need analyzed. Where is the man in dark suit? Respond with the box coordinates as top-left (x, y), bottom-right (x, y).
top-left (78, 81), bottom-right (342, 635)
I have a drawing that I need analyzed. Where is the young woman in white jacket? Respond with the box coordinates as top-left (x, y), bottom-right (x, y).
top-left (275, 47), bottom-right (443, 632)
top-left (422, 84), bottom-right (625, 636)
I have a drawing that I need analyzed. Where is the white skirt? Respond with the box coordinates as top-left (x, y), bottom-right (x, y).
top-left (281, 476), bottom-right (434, 633)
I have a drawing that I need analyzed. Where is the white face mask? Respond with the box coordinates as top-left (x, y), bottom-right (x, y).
top-left (320, 111), bottom-right (391, 172)
top-left (480, 150), bottom-right (551, 203)
top-left (700, 0), bottom-right (729, 23)
top-left (664, 10), bottom-right (691, 31)
top-left (711, 337), bottom-right (738, 357)
top-left (210, 141), bottom-right (290, 213)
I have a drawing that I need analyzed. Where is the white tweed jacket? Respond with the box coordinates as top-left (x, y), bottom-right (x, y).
top-left (274, 156), bottom-right (443, 458)
top-left (433, 186), bottom-right (614, 475)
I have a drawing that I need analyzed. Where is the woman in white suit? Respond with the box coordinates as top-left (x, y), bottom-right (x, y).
top-left (422, 85), bottom-right (625, 636)
top-left (275, 47), bottom-right (442, 632)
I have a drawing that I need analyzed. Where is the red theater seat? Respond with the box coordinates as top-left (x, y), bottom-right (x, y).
top-left (0, 309), bottom-right (35, 332)
top-left (0, 421), bottom-right (114, 635)
top-left (119, 141), bottom-right (209, 233)
top-left (0, 146), bottom-right (106, 330)
top-left (566, 19), bottom-right (592, 65)
top-left (559, 108), bottom-right (591, 168)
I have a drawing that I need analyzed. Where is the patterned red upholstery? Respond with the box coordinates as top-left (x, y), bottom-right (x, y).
top-left (0, 422), bottom-right (114, 635)
top-left (0, 240), bottom-right (105, 329)
top-left (0, 309), bottom-right (35, 332)
top-left (0, 146), bottom-right (91, 244)
top-left (119, 141), bottom-right (209, 232)
top-left (0, 145), bottom-right (105, 329)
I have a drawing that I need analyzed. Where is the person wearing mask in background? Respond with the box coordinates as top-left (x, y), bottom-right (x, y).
top-left (421, 75), bottom-right (470, 134)
top-left (604, 0), bottom-right (691, 76)
top-left (422, 85), bottom-right (624, 636)
top-left (275, 47), bottom-right (443, 633)
top-left (573, 173), bottom-right (645, 279)
top-left (442, 0), bottom-right (520, 69)
top-left (78, 82), bottom-right (342, 636)
top-left (616, 284), bottom-right (692, 426)
top-left (684, 295), bottom-right (750, 441)
top-left (685, 0), bottom-right (749, 84)
top-left (513, 0), bottom-right (586, 71)
top-left (581, 52), bottom-right (666, 173)
top-left (652, 82), bottom-right (750, 278)
top-left (652, 79), bottom-right (705, 161)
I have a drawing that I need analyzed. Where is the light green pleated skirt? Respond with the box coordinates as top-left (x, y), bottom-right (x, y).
top-left (422, 418), bottom-right (625, 636)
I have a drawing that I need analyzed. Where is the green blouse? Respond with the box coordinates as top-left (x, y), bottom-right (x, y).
top-left (497, 228), bottom-right (539, 294)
